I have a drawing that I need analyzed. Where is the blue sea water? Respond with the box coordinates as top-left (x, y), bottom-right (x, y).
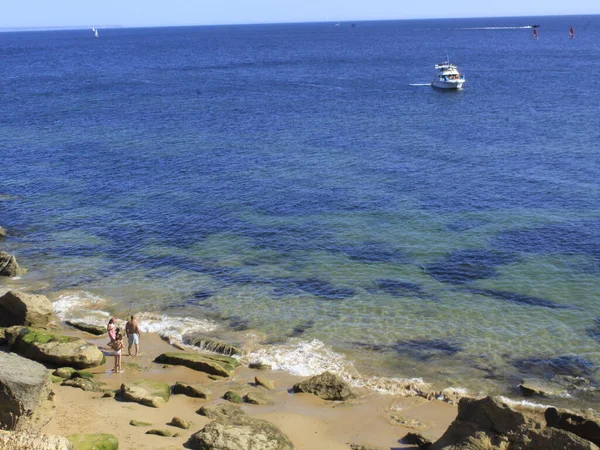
top-left (2, 15), bottom-right (600, 405)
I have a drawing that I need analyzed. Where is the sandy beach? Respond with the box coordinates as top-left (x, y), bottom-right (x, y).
top-left (39, 330), bottom-right (457, 449)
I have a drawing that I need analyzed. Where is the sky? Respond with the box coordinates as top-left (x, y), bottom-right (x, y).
top-left (1, 0), bottom-right (598, 29)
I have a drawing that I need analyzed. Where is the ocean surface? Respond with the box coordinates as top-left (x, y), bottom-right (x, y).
top-left (2, 15), bottom-right (600, 407)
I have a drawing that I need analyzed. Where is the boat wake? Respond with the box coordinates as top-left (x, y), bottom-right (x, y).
top-left (456, 26), bottom-right (534, 30)
top-left (409, 83), bottom-right (431, 86)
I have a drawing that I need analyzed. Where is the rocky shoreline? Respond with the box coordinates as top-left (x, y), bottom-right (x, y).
top-left (2, 226), bottom-right (600, 449)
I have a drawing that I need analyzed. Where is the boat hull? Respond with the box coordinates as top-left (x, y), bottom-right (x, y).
top-left (431, 80), bottom-right (465, 90)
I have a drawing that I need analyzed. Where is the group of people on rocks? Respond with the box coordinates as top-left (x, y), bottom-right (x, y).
top-left (106, 315), bottom-right (141, 373)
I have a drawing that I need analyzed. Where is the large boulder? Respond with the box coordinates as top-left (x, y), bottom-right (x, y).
top-left (6, 326), bottom-right (104, 369)
top-left (0, 352), bottom-right (54, 432)
top-left (66, 433), bottom-right (118, 450)
top-left (0, 431), bottom-right (73, 450)
top-left (120, 379), bottom-right (171, 408)
top-left (189, 414), bottom-right (294, 450)
top-left (0, 252), bottom-right (22, 277)
top-left (0, 291), bottom-right (53, 327)
top-left (292, 371), bottom-right (356, 401)
top-left (546, 407), bottom-right (600, 446)
top-left (172, 381), bottom-right (211, 399)
top-left (429, 396), bottom-right (599, 450)
top-left (155, 352), bottom-right (240, 377)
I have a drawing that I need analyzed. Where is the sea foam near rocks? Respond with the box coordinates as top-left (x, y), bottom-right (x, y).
top-left (246, 338), bottom-right (429, 396)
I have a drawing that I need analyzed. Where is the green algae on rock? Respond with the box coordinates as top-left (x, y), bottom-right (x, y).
top-left (120, 379), bottom-right (171, 408)
top-left (66, 433), bottom-right (118, 450)
top-left (154, 352), bottom-right (239, 377)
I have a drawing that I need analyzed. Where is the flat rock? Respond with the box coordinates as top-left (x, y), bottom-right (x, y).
top-left (61, 377), bottom-right (105, 392)
top-left (244, 391), bottom-right (274, 405)
top-left (66, 321), bottom-right (107, 336)
top-left (292, 371), bottom-right (356, 401)
top-left (519, 378), bottom-right (568, 397)
top-left (155, 352), bottom-right (240, 377)
top-left (255, 376), bottom-right (275, 390)
top-left (0, 352), bottom-right (53, 432)
top-left (66, 433), bottom-right (118, 450)
top-left (197, 403), bottom-right (245, 420)
top-left (130, 420), bottom-right (152, 427)
top-left (146, 429), bottom-right (173, 437)
top-left (172, 381), bottom-right (211, 399)
top-left (190, 414), bottom-right (294, 450)
top-left (183, 332), bottom-right (242, 356)
top-left (0, 291), bottom-right (53, 327)
top-left (0, 430), bottom-right (73, 450)
top-left (7, 326), bottom-right (104, 369)
top-left (0, 252), bottom-right (22, 277)
top-left (121, 379), bottom-right (171, 408)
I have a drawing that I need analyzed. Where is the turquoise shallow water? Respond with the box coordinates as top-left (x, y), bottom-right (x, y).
top-left (2, 15), bottom-right (600, 407)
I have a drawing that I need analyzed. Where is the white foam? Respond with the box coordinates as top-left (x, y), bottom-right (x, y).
top-left (245, 338), bottom-right (429, 396)
top-left (52, 290), bottom-right (218, 341)
top-left (10, 276), bottom-right (22, 280)
top-left (499, 396), bottom-right (554, 411)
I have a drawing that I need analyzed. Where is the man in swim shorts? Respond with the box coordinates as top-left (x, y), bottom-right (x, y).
top-left (125, 315), bottom-right (141, 356)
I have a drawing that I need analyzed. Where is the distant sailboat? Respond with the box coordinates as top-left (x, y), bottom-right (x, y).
top-left (92, 26), bottom-right (99, 38)
top-left (569, 27), bottom-right (575, 39)
top-left (532, 28), bottom-right (538, 39)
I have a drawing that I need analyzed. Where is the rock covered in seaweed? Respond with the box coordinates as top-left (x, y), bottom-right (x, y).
top-left (66, 433), bottom-right (118, 450)
top-left (172, 381), bottom-right (212, 399)
top-left (155, 352), bottom-right (240, 377)
top-left (0, 352), bottom-right (54, 432)
top-left (6, 326), bottom-right (104, 369)
top-left (0, 291), bottom-right (53, 328)
top-left (292, 371), bottom-right (356, 401)
top-left (66, 320), bottom-right (107, 336)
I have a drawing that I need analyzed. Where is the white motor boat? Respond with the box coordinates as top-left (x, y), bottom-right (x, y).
top-left (431, 60), bottom-right (465, 90)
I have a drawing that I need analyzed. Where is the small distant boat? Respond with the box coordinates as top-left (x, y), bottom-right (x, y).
top-left (92, 26), bottom-right (99, 38)
top-left (532, 28), bottom-right (538, 39)
top-left (335, 22), bottom-right (340, 27)
top-left (569, 27), bottom-right (575, 39)
top-left (531, 24), bottom-right (540, 28)
top-left (431, 59), bottom-right (465, 90)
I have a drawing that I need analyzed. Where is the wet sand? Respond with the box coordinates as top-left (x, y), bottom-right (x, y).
top-left (42, 331), bottom-right (457, 449)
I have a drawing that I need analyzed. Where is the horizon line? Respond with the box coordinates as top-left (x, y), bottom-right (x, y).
top-left (0, 12), bottom-right (597, 33)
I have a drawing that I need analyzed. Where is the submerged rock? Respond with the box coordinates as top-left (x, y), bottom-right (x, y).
top-left (155, 352), bottom-right (240, 377)
top-left (172, 381), bottom-right (211, 399)
top-left (519, 378), bottom-right (568, 397)
top-left (0, 291), bottom-right (53, 328)
top-left (0, 352), bottom-right (53, 432)
top-left (190, 414), bottom-right (294, 450)
top-left (66, 433), bottom-right (118, 450)
top-left (292, 371), bottom-right (356, 401)
top-left (61, 377), bottom-right (105, 392)
top-left (120, 379), bottom-right (171, 408)
top-left (429, 396), bottom-right (599, 450)
top-left (0, 252), bottom-right (22, 277)
top-left (6, 326), bottom-right (104, 369)
top-left (0, 431), bottom-right (73, 450)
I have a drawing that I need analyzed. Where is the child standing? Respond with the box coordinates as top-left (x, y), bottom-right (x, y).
top-left (111, 327), bottom-right (124, 373)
